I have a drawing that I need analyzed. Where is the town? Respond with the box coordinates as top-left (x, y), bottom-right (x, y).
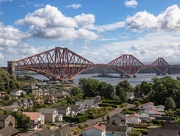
top-left (0, 67), bottom-right (179, 136)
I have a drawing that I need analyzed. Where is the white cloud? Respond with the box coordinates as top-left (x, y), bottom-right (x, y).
top-left (124, 0), bottom-right (138, 8)
top-left (100, 31), bottom-right (180, 64)
top-left (126, 5), bottom-right (180, 31)
top-left (15, 5), bottom-right (101, 41)
top-left (0, 11), bottom-right (3, 15)
top-left (0, 23), bottom-right (29, 47)
top-left (66, 3), bottom-right (82, 9)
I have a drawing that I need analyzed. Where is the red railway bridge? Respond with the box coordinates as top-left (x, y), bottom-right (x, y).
top-left (2, 47), bottom-right (171, 81)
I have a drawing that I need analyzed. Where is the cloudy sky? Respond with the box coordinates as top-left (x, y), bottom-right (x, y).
top-left (0, 0), bottom-right (180, 66)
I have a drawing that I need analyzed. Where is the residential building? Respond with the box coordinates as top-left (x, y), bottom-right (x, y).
top-left (10, 89), bottom-right (26, 98)
top-left (31, 127), bottom-right (54, 136)
top-left (22, 112), bottom-right (44, 130)
top-left (53, 105), bottom-right (71, 116)
top-left (138, 102), bottom-right (154, 110)
top-left (53, 124), bottom-right (71, 136)
top-left (106, 125), bottom-right (129, 136)
top-left (0, 126), bottom-right (19, 136)
top-left (144, 107), bottom-right (162, 117)
top-left (3, 105), bottom-right (20, 112)
top-left (147, 128), bottom-right (179, 136)
top-left (70, 105), bottom-right (81, 116)
top-left (0, 114), bottom-right (15, 128)
top-left (39, 108), bottom-right (59, 123)
top-left (126, 113), bottom-right (141, 124)
top-left (83, 123), bottom-right (106, 136)
top-left (109, 113), bottom-right (126, 125)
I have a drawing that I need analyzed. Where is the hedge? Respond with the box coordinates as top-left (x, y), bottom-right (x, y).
top-left (63, 115), bottom-right (88, 123)
top-left (102, 100), bottom-right (122, 105)
top-left (99, 103), bottom-right (118, 108)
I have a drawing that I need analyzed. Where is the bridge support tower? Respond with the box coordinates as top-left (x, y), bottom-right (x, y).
top-left (7, 61), bottom-right (15, 78)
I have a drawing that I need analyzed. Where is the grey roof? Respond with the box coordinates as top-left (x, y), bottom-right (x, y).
top-left (10, 89), bottom-right (23, 93)
top-left (70, 105), bottom-right (81, 112)
top-left (4, 105), bottom-right (20, 112)
top-left (53, 124), bottom-right (71, 136)
top-left (110, 113), bottom-right (126, 120)
top-left (39, 108), bottom-right (58, 114)
top-left (84, 99), bottom-right (95, 107)
top-left (147, 128), bottom-right (179, 136)
top-left (163, 122), bottom-right (180, 130)
top-left (106, 125), bottom-right (127, 132)
top-left (53, 106), bottom-right (69, 110)
top-left (0, 126), bottom-right (19, 136)
top-left (0, 114), bottom-right (9, 121)
top-left (31, 127), bottom-right (53, 136)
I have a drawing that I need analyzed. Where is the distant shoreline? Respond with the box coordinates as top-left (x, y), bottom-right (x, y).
top-left (92, 73), bottom-right (119, 78)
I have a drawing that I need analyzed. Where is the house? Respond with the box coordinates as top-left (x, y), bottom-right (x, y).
top-left (0, 114), bottom-right (15, 128)
top-left (53, 106), bottom-right (71, 116)
top-left (39, 108), bottom-right (60, 123)
top-left (139, 102), bottom-right (154, 110)
top-left (83, 123), bottom-right (106, 136)
top-left (147, 128), bottom-right (179, 136)
top-left (0, 126), bottom-right (19, 136)
top-left (24, 83), bottom-right (39, 95)
top-left (155, 105), bottom-right (165, 112)
top-left (109, 113), bottom-right (126, 125)
top-left (22, 112), bottom-right (44, 130)
top-left (10, 89), bottom-right (26, 98)
top-left (106, 125), bottom-right (129, 136)
top-left (31, 127), bottom-right (54, 136)
top-left (126, 113), bottom-right (141, 124)
top-left (44, 94), bottom-right (55, 104)
top-left (70, 105), bottom-right (81, 117)
top-left (52, 124), bottom-right (71, 136)
top-left (144, 107), bottom-right (162, 117)
top-left (3, 105), bottom-right (20, 112)
top-left (138, 111), bottom-right (151, 121)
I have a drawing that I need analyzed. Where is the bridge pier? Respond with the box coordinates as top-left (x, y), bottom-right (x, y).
top-left (7, 61), bottom-right (15, 78)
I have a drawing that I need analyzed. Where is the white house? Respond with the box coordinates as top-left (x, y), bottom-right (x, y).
top-left (10, 89), bottom-right (26, 97)
top-left (22, 112), bottom-right (44, 130)
top-left (139, 102), bottom-right (154, 110)
top-left (83, 124), bottom-right (106, 136)
top-left (145, 108), bottom-right (162, 117)
top-left (155, 105), bottom-right (165, 112)
top-left (126, 113), bottom-right (141, 124)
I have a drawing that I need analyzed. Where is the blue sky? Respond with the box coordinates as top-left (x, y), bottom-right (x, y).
top-left (0, 0), bottom-right (180, 66)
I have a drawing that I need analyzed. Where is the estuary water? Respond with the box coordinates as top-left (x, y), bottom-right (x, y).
top-left (30, 73), bottom-right (180, 86)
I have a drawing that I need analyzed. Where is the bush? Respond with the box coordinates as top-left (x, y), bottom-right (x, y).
top-left (121, 102), bottom-right (127, 107)
top-left (99, 103), bottom-right (118, 108)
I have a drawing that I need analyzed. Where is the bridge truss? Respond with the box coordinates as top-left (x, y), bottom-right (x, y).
top-left (5, 47), bottom-right (171, 81)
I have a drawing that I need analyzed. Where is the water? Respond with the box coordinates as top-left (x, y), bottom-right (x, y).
top-left (30, 73), bottom-right (180, 86)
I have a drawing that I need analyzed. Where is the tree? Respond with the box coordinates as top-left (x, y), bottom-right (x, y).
top-left (116, 85), bottom-right (127, 103)
top-left (130, 131), bottom-right (141, 136)
top-left (11, 111), bottom-right (30, 132)
top-left (165, 97), bottom-right (176, 110)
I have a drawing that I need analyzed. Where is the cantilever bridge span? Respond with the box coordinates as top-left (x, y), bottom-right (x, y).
top-left (4, 47), bottom-right (171, 81)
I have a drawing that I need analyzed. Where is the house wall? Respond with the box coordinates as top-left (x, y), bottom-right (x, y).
top-left (2, 115), bottom-right (15, 128)
top-left (128, 117), bottom-right (141, 124)
top-left (109, 115), bottom-right (125, 125)
top-left (83, 128), bottom-right (106, 136)
top-left (140, 113), bottom-right (149, 118)
top-left (156, 107), bottom-right (164, 112)
top-left (106, 131), bottom-right (126, 136)
top-left (44, 114), bottom-right (53, 123)
top-left (140, 104), bottom-right (154, 110)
